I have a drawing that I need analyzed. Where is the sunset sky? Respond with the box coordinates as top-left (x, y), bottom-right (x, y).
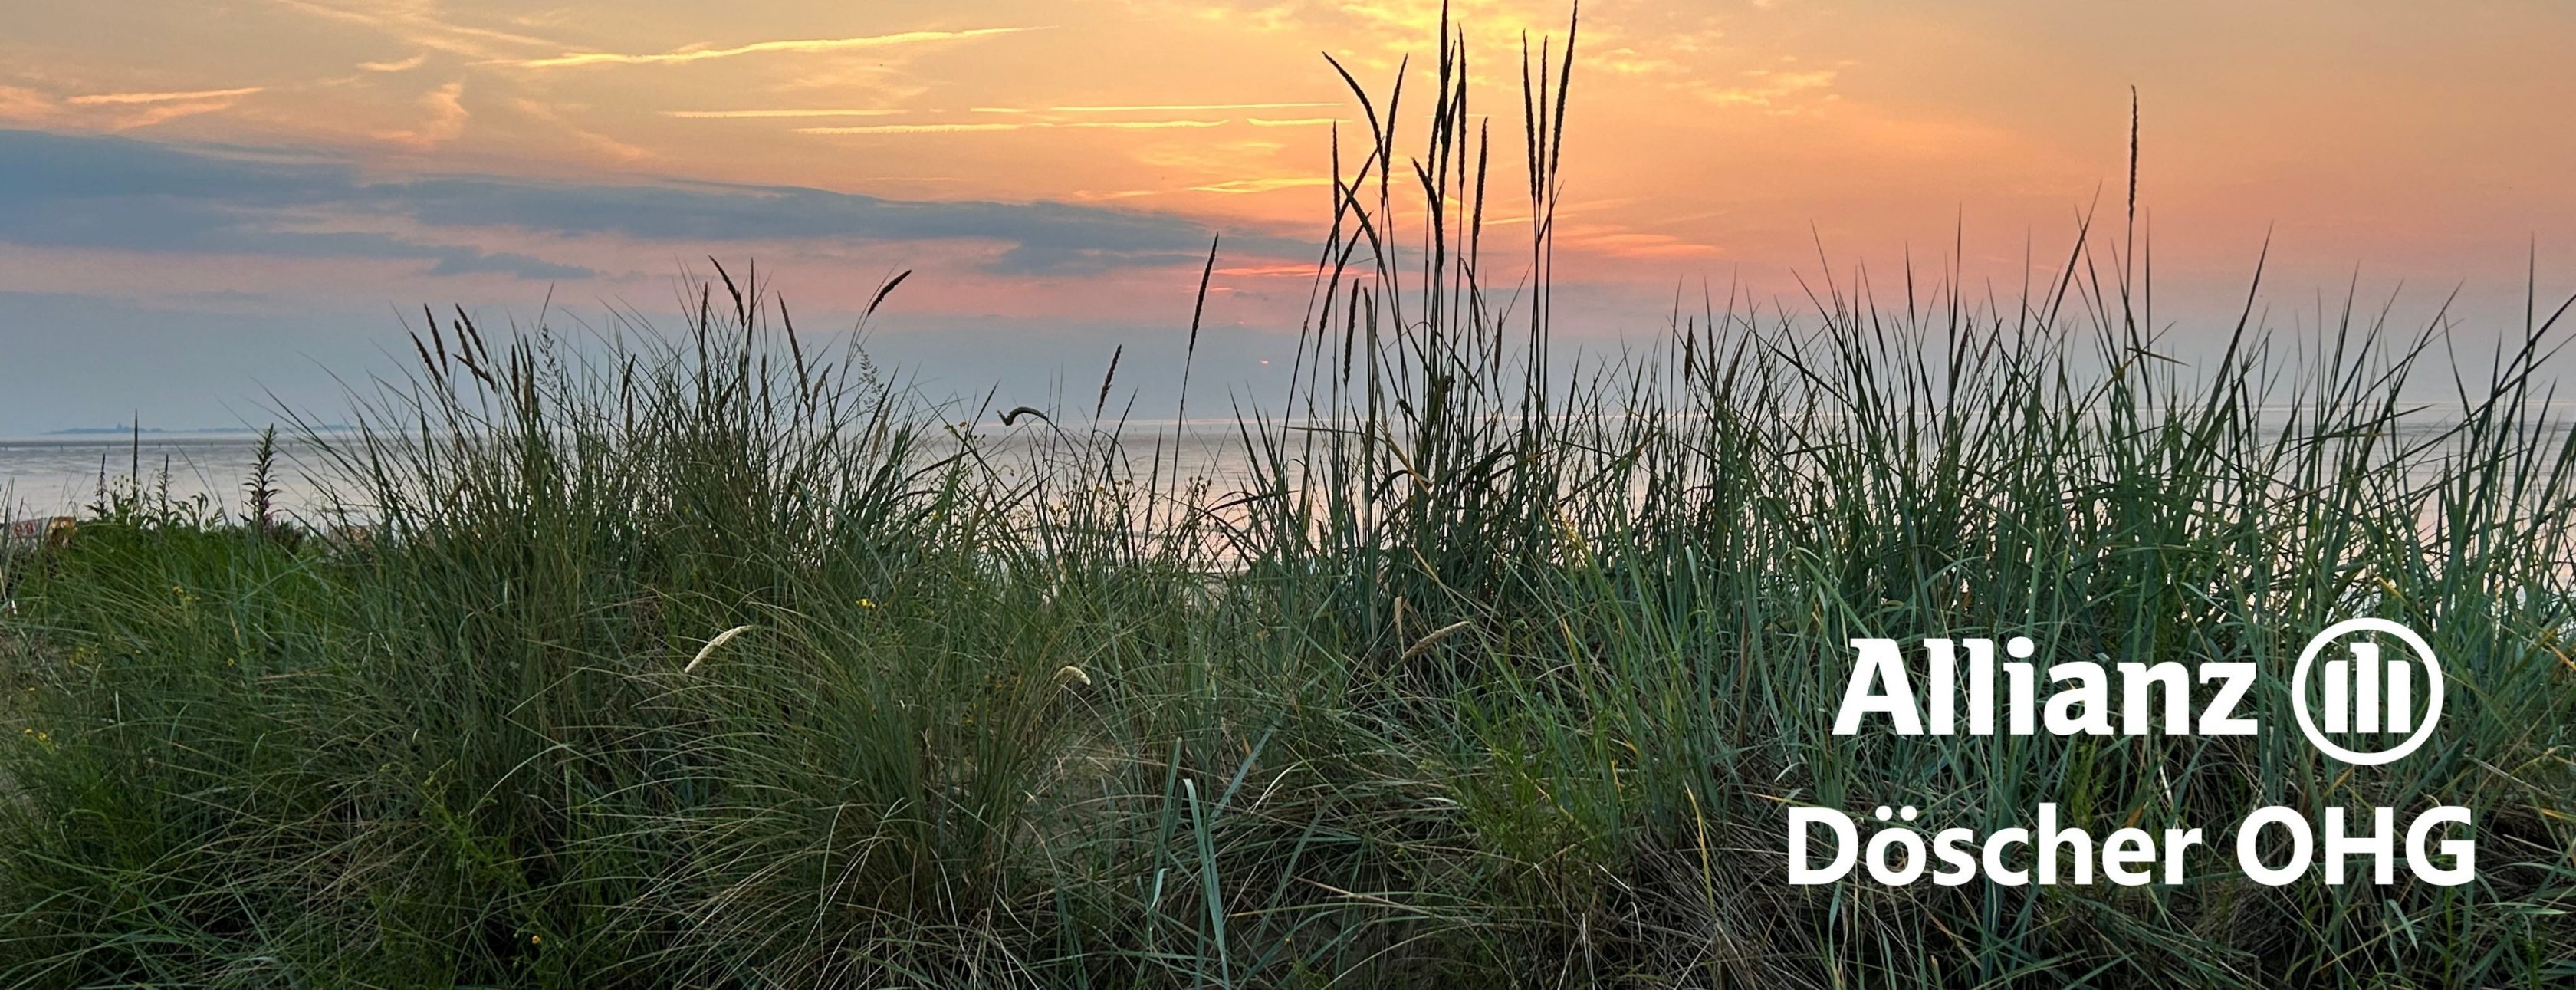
top-left (3, 1), bottom-right (2573, 431)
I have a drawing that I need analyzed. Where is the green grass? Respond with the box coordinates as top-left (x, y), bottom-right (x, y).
top-left (5, 9), bottom-right (2575, 987)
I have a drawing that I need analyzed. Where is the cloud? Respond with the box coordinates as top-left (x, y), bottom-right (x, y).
top-left (665, 104), bottom-right (1323, 134)
top-left (510, 98), bottom-right (646, 161)
top-left (969, 102), bottom-right (1336, 113)
top-left (66, 87), bottom-right (266, 106)
top-left (1090, 174), bottom-right (1332, 199)
top-left (794, 122), bottom-right (1024, 135)
top-left (1596, 47), bottom-right (1683, 77)
top-left (1705, 68), bottom-right (1839, 110)
top-left (356, 53), bottom-right (429, 72)
top-left (107, 100), bottom-right (254, 130)
top-left (794, 119), bottom-right (1230, 135)
top-left (1069, 120), bottom-right (1229, 130)
top-left (380, 173), bottom-right (1302, 272)
top-left (0, 86), bottom-right (57, 123)
top-left (375, 81), bottom-right (468, 149)
top-left (1190, 177), bottom-right (1331, 194)
top-left (0, 128), bottom-right (1305, 278)
top-left (2, 84), bottom-right (266, 130)
top-left (0, 127), bottom-right (589, 279)
top-left (503, 28), bottom-right (1033, 69)
top-left (662, 108), bottom-right (906, 119)
top-left (267, 0), bottom-right (560, 60)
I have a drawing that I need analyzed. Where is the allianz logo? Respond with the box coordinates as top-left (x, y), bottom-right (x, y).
top-left (1829, 617), bottom-right (2444, 762)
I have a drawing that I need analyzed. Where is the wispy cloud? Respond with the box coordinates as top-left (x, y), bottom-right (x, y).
top-left (1563, 228), bottom-right (1720, 258)
top-left (66, 87), bottom-right (266, 106)
top-left (970, 102), bottom-right (1336, 113)
top-left (504, 28), bottom-right (1033, 69)
top-left (1704, 68), bottom-right (1838, 110)
top-left (511, 98), bottom-right (645, 162)
top-left (1595, 47), bottom-right (1682, 77)
top-left (794, 122), bottom-right (1023, 135)
top-left (356, 53), bottom-right (429, 72)
top-left (1247, 117), bottom-right (1338, 127)
top-left (376, 81), bottom-right (468, 149)
top-left (1213, 263), bottom-right (1316, 278)
top-left (1067, 120), bottom-right (1228, 130)
top-left (0, 86), bottom-right (55, 123)
top-left (1190, 177), bottom-right (1330, 194)
top-left (268, 0), bottom-right (559, 60)
top-left (796, 119), bottom-right (1229, 135)
top-left (2, 85), bottom-right (262, 130)
top-left (662, 108), bottom-right (905, 119)
top-left (677, 104), bottom-right (1325, 133)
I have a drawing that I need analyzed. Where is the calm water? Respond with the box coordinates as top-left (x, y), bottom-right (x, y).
top-left (0, 416), bottom-right (2535, 529)
top-left (0, 429), bottom-right (1260, 525)
top-left (0, 436), bottom-right (331, 522)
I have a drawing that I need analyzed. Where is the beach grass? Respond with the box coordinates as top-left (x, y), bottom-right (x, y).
top-left (4, 8), bottom-right (2575, 987)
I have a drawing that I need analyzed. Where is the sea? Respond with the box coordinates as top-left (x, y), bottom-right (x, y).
top-left (0, 433), bottom-right (327, 523)
top-left (0, 413), bottom-right (2546, 532)
top-left (0, 427), bottom-right (1263, 527)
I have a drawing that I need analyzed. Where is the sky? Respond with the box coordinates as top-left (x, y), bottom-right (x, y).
top-left (2, 0), bottom-right (2574, 432)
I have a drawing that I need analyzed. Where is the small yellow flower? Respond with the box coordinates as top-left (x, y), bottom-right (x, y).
top-left (857, 598), bottom-right (877, 609)
top-left (530, 934), bottom-right (542, 946)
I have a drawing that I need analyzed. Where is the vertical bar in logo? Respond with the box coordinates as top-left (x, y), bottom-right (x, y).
top-left (2385, 653), bottom-right (2410, 733)
top-left (2325, 657), bottom-right (2349, 733)
top-left (2353, 642), bottom-right (2380, 733)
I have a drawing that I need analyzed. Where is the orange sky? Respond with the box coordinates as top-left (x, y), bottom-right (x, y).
top-left (2, 1), bottom-right (2573, 429)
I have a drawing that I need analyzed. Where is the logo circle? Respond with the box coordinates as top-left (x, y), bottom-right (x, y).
top-left (2289, 617), bottom-right (2443, 765)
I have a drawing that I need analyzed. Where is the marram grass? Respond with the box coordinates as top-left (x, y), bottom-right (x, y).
top-left (5, 11), bottom-right (2575, 988)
